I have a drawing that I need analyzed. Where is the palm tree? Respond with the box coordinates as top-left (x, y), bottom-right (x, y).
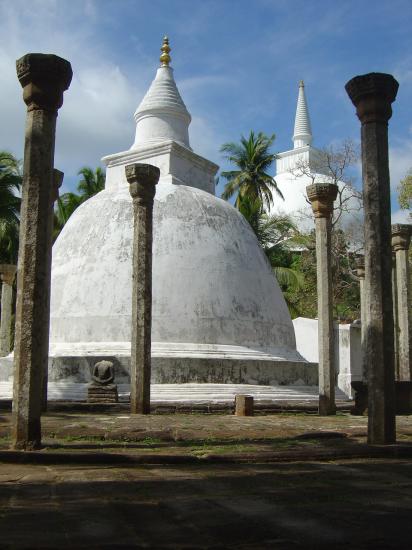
top-left (0, 151), bottom-right (22, 263)
top-left (219, 133), bottom-right (303, 315)
top-left (0, 220), bottom-right (20, 264)
top-left (237, 193), bottom-right (304, 316)
top-left (54, 166), bottom-right (105, 240)
top-left (0, 151), bottom-right (21, 225)
top-left (53, 193), bottom-right (82, 241)
top-left (76, 166), bottom-right (105, 199)
top-left (220, 131), bottom-right (283, 209)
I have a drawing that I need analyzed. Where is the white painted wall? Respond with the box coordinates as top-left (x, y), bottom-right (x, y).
top-left (292, 317), bottom-right (319, 362)
top-left (293, 317), bottom-right (363, 398)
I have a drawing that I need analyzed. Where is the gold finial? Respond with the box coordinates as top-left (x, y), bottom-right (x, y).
top-left (160, 36), bottom-right (171, 67)
top-left (299, 80), bottom-right (304, 87)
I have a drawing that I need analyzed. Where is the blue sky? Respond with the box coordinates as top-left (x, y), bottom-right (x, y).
top-left (1, 0), bottom-right (411, 220)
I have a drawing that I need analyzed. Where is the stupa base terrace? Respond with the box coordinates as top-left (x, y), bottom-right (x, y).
top-left (0, 382), bottom-right (351, 411)
top-left (1, 342), bottom-right (317, 402)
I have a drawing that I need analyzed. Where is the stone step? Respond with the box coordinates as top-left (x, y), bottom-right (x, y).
top-left (0, 382), bottom-right (350, 404)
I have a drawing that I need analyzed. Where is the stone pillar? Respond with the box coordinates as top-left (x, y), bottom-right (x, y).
top-left (391, 224), bottom-right (411, 381)
top-left (126, 163), bottom-right (160, 414)
top-left (0, 265), bottom-right (17, 356)
top-left (346, 73), bottom-right (398, 445)
top-left (12, 54), bottom-right (72, 450)
top-left (355, 255), bottom-right (367, 380)
top-left (391, 253), bottom-right (399, 378)
top-left (42, 168), bottom-right (64, 411)
top-left (306, 183), bottom-right (338, 416)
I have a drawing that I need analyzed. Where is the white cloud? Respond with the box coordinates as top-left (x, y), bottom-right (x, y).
top-left (189, 115), bottom-right (222, 166)
top-left (389, 136), bottom-right (412, 193)
top-left (391, 209), bottom-right (411, 223)
top-left (56, 64), bottom-right (138, 174)
top-left (0, 0), bottom-right (222, 192)
top-left (0, 1), bottom-right (144, 189)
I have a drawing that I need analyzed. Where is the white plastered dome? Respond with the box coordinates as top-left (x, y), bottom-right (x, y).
top-left (50, 179), bottom-right (299, 363)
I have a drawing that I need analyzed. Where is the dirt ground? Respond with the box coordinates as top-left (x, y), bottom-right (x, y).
top-left (1, 410), bottom-right (412, 459)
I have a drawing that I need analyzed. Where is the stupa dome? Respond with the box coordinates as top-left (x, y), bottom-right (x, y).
top-left (49, 39), bottom-right (309, 386)
top-left (51, 182), bottom-right (298, 359)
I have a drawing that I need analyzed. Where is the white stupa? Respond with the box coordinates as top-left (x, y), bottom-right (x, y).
top-left (272, 81), bottom-right (362, 236)
top-left (272, 81), bottom-right (329, 230)
top-left (48, 38), bottom-right (312, 388)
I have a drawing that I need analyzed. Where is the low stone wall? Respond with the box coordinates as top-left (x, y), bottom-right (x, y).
top-left (48, 355), bottom-right (318, 387)
top-left (1, 348), bottom-right (318, 401)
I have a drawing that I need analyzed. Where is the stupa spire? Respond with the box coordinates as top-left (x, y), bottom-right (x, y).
top-left (131, 36), bottom-right (191, 150)
top-left (293, 80), bottom-right (312, 149)
top-left (160, 36), bottom-right (171, 66)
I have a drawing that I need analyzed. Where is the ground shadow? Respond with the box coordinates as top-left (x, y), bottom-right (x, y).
top-left (0, 461), bottom-right (411, 549)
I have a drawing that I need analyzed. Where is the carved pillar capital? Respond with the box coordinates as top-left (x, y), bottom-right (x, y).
top-left (345, 73), bottom-right (398, 124)
top-left (306, 183), bottom-right (338, 218)
top-left (126, 163), bottom-right (160, 206)
top-left (391, 224), bottom-right (411, 252)
top-left (0, 264), bottom-right (17, 286)
top-left (16, 53), bottom-right (72, 112)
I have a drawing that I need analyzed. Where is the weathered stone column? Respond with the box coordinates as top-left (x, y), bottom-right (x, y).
top-left (12, 54), bottom-right (72, 450)
top-left (391, 253), bottom-right (399, 378)
top-left (42, 168), bottom-right (64, 411)
top-left (307, 183), bottom-right (338, 416)
top-left (346, 73), bottom-right (398, 444)
top-left (0, 265), bottom-right (17, 356)
top-left (391, 224), bottom-right (411, 381)
top-left (355, 255), bottom-right (367, 379)
top-left (126, 163), bottom-right (160, 414)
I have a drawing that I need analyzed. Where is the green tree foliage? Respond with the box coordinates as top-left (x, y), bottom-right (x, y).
top-left (229, 189), bottom-right (304, 316)
top-left (220, 134), bottom-right (363, 320)
top-left (286, 139), bottom-right (363, 321)
top-left (0, 151), bottom-right (21, 225)
top-left (77, 166), bottom-right (106, 198)
top-left (237, 194), bottom-right (303, 288)
top-left (220, 132), bottom-right (306, 315)
top-left (397, 169), bottom-right (412, 265)
top-left (0, 151), bottom-right (22, 263)
top-left (220, 131), bottom-right (283, 209)
top-left (398, 169), bottom-right (412, 217)
top-left (54, 166), bottom-right (105, 240)
top-left (287, 230), bottom-right (361, 321)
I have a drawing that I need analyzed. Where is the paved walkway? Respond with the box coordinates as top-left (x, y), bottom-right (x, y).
top-left (0, 459), bottom-right (411, 548)
top-left (1, 411), bottom-right (412, 547)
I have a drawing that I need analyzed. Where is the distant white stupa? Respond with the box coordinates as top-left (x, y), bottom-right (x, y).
top-left (45, 37), bottom-right (310, 392)
top-left (272, 81), bottom-right (328, 230)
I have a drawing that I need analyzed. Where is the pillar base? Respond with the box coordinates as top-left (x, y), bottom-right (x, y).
top-left (351, 381), bottom-right (412, 415)
top-left (319, 395), bottom-right (336, 416)
top-left (12, 418), bottom-right (42, 451)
